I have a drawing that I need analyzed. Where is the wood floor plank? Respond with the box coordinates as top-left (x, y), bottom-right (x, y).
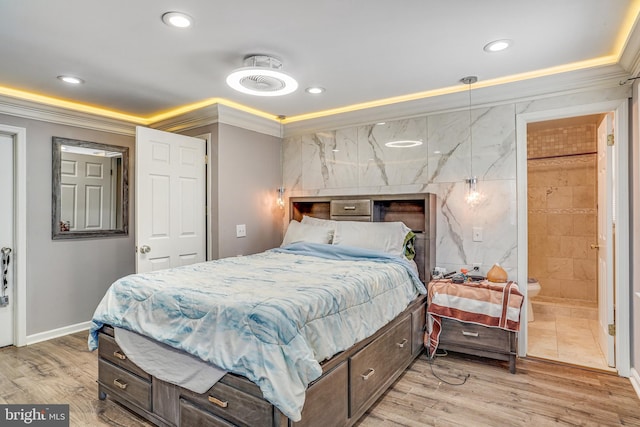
top-left (0, 333), bottom-right (638, 426)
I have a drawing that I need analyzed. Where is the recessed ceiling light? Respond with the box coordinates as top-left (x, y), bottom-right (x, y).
top-left (306, 87), bottom-right (325, 94)
top-left (376, 122), bottom-right (386, 126)
top-left (385, 140), bottom-right (423, 148)
top-left (162, 12), bottom-right (193, 28)
top-left (483, 39), bottom-right (511, 52)
top-left (227, 55), bottom-right (298, 97)
top-left (57, 75), bottom-right (84, 85)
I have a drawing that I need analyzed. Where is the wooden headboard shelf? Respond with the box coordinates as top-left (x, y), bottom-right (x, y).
top-left (289, 193), bottom-right (436, 283)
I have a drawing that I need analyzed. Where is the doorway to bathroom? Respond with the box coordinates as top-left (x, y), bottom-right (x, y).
top-left (516, 99), bottom-right (630, 377)
top-left (524, 114), bottom-right (615, 371)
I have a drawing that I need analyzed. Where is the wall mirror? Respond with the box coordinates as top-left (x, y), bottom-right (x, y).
top-left (52, 137), bottom-right (129, 239)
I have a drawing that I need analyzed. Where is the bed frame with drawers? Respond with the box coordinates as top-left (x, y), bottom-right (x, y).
top-left (97, 193), bottom-right (436, 427)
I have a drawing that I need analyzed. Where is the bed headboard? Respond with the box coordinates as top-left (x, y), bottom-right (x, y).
top-left (289, 193), bottom-right (436, 283)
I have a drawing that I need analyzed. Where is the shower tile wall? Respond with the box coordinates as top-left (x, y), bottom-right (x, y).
top-left (527, 117), bottom-right (599, 302)
top-left (282, 86), bottom-right (628, 280)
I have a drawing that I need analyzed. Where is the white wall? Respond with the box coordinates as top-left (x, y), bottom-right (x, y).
top-left (183, 122), bottom-right (284, 259)
top-left (0, 113), bottom-right (135, 337)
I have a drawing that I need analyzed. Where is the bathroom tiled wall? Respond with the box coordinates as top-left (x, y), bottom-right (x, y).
top-left (527, 117), bottom-right (599, 302)
top-left (282, 86), bottom-right (627, 281)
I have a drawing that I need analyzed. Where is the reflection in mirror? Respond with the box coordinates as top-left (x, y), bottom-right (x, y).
top-left (52, 137), bottom-right (129, 239)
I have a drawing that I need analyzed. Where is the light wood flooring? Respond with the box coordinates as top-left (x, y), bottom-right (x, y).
top-left (0, 332), bottom-right (638, 426)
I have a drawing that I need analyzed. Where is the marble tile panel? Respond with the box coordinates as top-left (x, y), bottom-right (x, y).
top-left (283, 136), bottom-right (302, 192)
top-left (433, 180), bottom-right (517, 277)
top-left (301, 129), bottom-right (359, 190)
top-left (467, 104), bottom-right (516, 181)
top-left (426, 110), bottom-right (470, 183)
top-left (357, 118), bottom-right (429, 187)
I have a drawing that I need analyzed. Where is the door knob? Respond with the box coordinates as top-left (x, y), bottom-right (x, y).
top-left (590, 244), bottom-right (600, 249)
top-left (140, 245), bottom-right (151, 254)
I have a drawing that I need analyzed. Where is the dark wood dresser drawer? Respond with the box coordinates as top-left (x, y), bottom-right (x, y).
top-left (349, 314), bottom-right (412, 416)
top-left (180, 379), bottom-right (273, 427)
top-left (98, 358), bottom-right (151, 411)
top-left (98, 333), bottom-right (151, 380)
top-left (293, 361), bottom-right (348, 427)
top-left (180, 398), bottom-right (235, 427)
top-left (439, 318), bottom-right (515, 353)
top-left (330, 199), bottom-right (371, 219)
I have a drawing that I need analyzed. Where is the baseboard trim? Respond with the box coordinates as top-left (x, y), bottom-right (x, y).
top-left (630, 368), bottom-right (640, 400)
top-left (25, 321), bottom-right (92, 346)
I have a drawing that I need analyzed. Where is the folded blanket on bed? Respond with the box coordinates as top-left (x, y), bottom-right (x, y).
top-left (425, 279), bottom-right (523, 356)
top-left (89, 242), bottom-right (424, 422)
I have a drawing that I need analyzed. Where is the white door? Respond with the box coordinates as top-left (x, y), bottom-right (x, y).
top-left (136, 127), bottom-right (206, 273)
top-left (596, 112), bottom-right (615, 367)
top-left (0, 133), bottom-right (14, 347)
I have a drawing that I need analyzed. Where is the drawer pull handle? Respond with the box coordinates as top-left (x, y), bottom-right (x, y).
top-left (113, 351), bottom-right (127, 360)
top-left (208, 396), bottom-right (228, 408)
top-left (397, 338), bottom-right (408, 348)
top-left (361, 368), bottom-right (375, 380)
top-left (113, 379), bottom-right (128, 390)
top-left (343, 206), bottom-right (356, 210)
top-left (462, 331), bottom-right (479, 337)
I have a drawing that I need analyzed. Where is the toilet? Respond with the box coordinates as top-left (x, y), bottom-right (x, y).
top-left (527, 278), bottom-right (542, 322)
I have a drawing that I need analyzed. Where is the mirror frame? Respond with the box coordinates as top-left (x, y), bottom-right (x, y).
top-left (52, 136), bottom-right (129, 240)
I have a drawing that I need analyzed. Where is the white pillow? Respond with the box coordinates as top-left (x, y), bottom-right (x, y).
top-left (301, 215), bottom-right (337, 242)
top-left (301, 215), bottom-right (337, 227)
top-left (280, 220), bottom-right (333, 247)
top-left (332, 221), bottom-right (412, 258)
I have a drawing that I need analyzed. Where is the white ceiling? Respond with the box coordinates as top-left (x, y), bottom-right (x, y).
top-left (0, 1), bottom-right (637, 123)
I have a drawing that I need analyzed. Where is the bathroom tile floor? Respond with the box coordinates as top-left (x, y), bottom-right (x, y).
top-left (526, 298), bottom-right (615, 372)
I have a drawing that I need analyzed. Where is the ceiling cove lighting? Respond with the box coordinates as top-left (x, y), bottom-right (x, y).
top-left (162, 12), bottom-right (193, 28)
top-left (384, 140), bottom-right (423, 148)
top-left (483, 39), bottom-right (511, 52)
top-left (57, 75), bottom-right (84, 85)
top-left (226, 55), bottom-right (298, 97)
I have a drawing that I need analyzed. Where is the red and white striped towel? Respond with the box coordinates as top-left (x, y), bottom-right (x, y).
top-left (425, 279), bottom-right (524, 356)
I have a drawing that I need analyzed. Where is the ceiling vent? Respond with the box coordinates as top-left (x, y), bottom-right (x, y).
top-left (226, 55), bottom-right (298, 96)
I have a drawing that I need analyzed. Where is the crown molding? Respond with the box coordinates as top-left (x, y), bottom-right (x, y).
top-left (282, 64), bottom-right (631, 137)
top-left (150, 104), bottom-right (220, 133)
top-left (619, 13), bottom-right (640, 77)
top-left (0, 63), bottom-right (630, 140)
top-left (151, 103), bottom-right (282, 137)
top-left (0, 94), bottom-right (138, 135)
top-left (216, 104), bottom-right (281, 137)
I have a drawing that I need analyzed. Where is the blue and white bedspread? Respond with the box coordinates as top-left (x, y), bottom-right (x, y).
top-left (88, 242), bottom-right (425, 421)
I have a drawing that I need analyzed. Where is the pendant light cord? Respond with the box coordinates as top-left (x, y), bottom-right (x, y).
top-left (461, 76), bottom-right (477, 180)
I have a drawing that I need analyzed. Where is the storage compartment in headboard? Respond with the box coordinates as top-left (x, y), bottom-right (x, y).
top-left (289, 193), bottom-right (436, 283)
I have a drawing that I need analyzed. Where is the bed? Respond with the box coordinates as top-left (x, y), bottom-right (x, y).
top-left (90, 193), bottom-right (436, 427)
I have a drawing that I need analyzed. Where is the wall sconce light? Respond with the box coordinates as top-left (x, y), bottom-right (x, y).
top-left (461, 76), bottom-right (483, 207)
top-left (277, 187), bottom-right (285, 209)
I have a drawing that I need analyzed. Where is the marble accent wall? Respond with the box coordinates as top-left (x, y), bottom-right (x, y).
top-left (282, 86), bottom-right (628, 281)
top-left (284, 104), bottom-right (517, 278)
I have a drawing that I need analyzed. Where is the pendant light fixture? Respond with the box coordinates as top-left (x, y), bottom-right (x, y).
top-left (461, 76), bottom-right (483, 206)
